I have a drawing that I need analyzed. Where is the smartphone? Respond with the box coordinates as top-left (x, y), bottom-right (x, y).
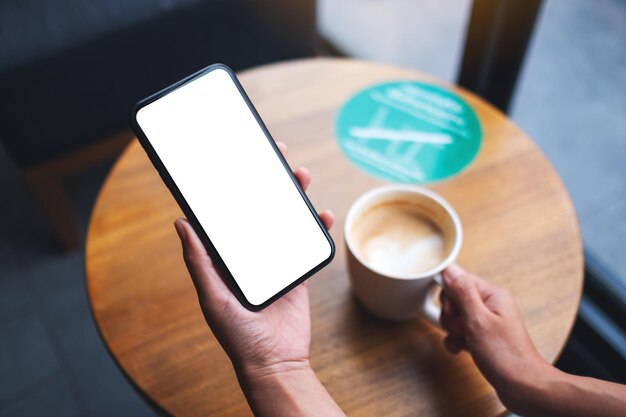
top-left (130, 64), bottom-right (334, 311)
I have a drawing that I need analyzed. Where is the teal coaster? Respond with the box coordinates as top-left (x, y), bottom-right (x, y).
top-left (335, 81), bottom-right (482, 184)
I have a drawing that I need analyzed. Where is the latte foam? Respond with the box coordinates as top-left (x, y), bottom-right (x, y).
top-left (351, 201), bottom-right (446, 276)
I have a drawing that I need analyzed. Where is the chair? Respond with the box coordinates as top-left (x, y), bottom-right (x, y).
top-left (0, 0), bottom-right (315, 250)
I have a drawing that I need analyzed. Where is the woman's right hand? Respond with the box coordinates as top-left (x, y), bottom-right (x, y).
top-left (439, 264), bottom-right (555, 412)
top-left (440, 264), bottom-right (626, 417)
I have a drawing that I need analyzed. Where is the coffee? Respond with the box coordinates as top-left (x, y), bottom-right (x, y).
top-left (350, 200), bottom-right (447, 276)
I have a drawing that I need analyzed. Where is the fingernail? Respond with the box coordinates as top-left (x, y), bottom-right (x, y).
top-left (443, 264), bottom-right (463, 285)
top-left (174, 218), bottom-right (186, 240)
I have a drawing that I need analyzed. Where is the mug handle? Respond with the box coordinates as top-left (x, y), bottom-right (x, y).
top-left (421, 273), bottom-right (443, 328)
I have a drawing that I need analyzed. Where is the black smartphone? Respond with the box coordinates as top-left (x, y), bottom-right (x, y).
top-left (130, 64), bottom-right (334, 311)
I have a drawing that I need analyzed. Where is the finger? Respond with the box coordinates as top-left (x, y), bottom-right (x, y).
top-left (444, 335), bottom-right (466, 355)
top-left (448, 267), bottom-right (506, 314)
top-left (442, 264), bottom-right (488, 317)
top-left (276, 141), bottom-right (288, 157)
top-left (440, 313), bottom-right (465, 338)
top-left (439, 292), bottom-right (458, 317)
top-left (484, 286), bottom-right (516, 317)
top-left (466, 271), bottom-right (497, 300)
top-left (444, 336), bottom-right (463, 354)
top-left (174, 218), bottom-right (233, 305)
top-left (319, 210), bottom-right (335, 230)
top-left (294, 167), bottom-right (312, 191)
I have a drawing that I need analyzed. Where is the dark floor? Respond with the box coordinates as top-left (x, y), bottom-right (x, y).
top-left (1, 1), bottom-right (625, 416)
top-left (0, 155), bottom-right (157, 416)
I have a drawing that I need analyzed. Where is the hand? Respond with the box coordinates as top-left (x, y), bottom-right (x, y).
top-left (174, 141), bottom-right (334, 379)
top-left (439, 264), bottom-right (554, 410)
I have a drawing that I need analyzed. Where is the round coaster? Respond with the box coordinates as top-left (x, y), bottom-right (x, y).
top-left (335, 81), bottom-right (482, 184)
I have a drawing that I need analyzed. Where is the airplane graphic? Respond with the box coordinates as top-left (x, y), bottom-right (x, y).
top-left (349, 126), bottom-right (453, 145)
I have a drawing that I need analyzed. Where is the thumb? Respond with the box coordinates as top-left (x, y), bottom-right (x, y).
top-left (442, 264), bottom-right (487, 317)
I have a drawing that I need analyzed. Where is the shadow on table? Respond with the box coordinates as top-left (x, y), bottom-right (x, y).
top-left (338, 294), bottom-right (498, 416)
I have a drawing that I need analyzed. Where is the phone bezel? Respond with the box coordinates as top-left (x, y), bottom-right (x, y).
top-left (130, 63), bottom-right (335, 311)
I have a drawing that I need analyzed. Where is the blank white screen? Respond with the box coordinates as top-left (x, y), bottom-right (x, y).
top-left (136, 68), bottom-right (332, 306)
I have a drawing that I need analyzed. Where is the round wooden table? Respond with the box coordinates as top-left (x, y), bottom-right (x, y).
top-left (86, 58), bottom-right (583, 417)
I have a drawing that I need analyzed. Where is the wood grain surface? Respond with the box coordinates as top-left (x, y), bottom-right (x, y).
top-left (86, 58), bottom-right (583, 417)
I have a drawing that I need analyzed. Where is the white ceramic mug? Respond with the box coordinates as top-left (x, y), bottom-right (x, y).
top-left (345, 185), bottom-right (463, 322)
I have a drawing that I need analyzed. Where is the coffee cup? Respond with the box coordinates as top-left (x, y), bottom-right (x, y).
top-left (344, 185), bottom-right (462, 322)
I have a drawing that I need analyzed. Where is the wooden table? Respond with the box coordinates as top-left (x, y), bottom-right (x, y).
top-left (86, 58), bottom-right (583, 417)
